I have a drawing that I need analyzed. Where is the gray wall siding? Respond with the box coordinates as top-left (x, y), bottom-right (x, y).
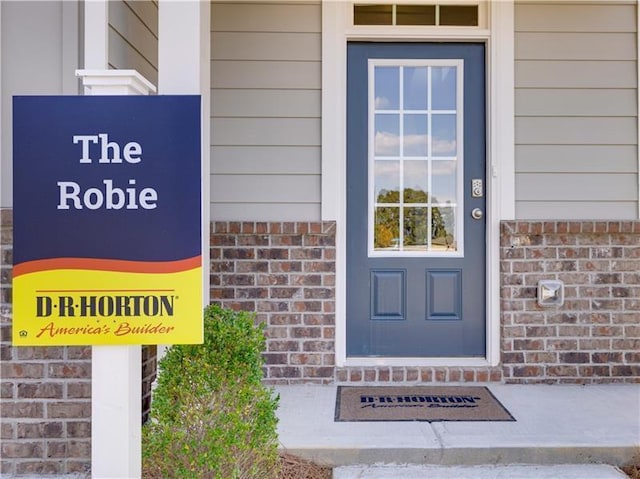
top-left (210, 2), bottom-right (322, 221)
top-left (514, 2), bottom-right (638, 219)
top-left (1, 1), bottom-right (80, 207)
top-left (108, 0), bottom-right (158, 87)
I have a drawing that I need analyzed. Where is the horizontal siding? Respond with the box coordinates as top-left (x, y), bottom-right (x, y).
top-left (108, 0), bottom-right (158, 86)
top-left (515, 3), bottom-right (636, 32)
top-left (516, 117), bottom-right (637, 145)
top-left (210, 147), bottom-right (320, 174)
top-left (516, 145), bottom-right (637, 173)
top-left (210, 2), bottom-right (322, 221)
top-left (211, 32), bottom-right (320, 61)
top-left (516, 174), bottom-right (637, 201)
top-left (516, 202), bottom-right (637, 220)
top-left (211, 203), bottom-right (321, 221)
top-left (516, 61), bottom-right (636, 88)
top-left (211, 118), bottom-right (320, 146)
top-left (516, 33), bottom-right (636, 60)
top-left (516, 89), bottom-right (637, 117)
top-left (514, 2), bottom-right (638, 220)
top-left (211, 3), bottom-right (321, 33)
top-left (210, 175), bottom-right (320, 203)
top-left (211, 61), bottom-right (321, 89)
top-left (211, 90), bottom-right (320, 117)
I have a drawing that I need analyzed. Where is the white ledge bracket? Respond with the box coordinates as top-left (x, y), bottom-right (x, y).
top-left (75, 69), bottom-right (157, 96)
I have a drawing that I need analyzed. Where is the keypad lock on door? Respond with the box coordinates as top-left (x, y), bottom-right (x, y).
top-left (471, 179), bottom-right (483, 198)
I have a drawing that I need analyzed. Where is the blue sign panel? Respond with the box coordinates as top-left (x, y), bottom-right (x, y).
top-left (13, 95), bottom-right (203, 345)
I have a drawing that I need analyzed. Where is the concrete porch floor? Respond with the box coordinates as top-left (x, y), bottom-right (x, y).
top-left (275, 384), bottom-right (639, 477)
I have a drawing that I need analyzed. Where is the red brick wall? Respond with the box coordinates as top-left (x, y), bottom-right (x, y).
top-left (210, 221), bottom-right (336, 384)
top-left (3, 211), bottom-right (640, 473)
top-left (501, 221), bottom-right (640, 383)
top-left (211, 219), bottom-right (639, 385)
top-left (0, 343), bottom-right (92, 476)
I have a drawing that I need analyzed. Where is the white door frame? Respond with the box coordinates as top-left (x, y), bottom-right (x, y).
top-left (321, 1), bottom-right (515, 368)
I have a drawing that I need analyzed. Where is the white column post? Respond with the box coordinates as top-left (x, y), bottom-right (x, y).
top-left (77, 70), bottom-right (156, 479)
top-left (82, 3), bottom-right (161, 477)
top-left (488, 0), bottom-right (515, 366)
top-left (157, 0), bottom-right (210, 361)
top-left (0, 1), bottom-right (3, 205)
top-left (83, 0), bottom-right (108, 70)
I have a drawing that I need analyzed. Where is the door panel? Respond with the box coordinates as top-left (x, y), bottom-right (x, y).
top-left (346, 43), bottom-right (486, 357)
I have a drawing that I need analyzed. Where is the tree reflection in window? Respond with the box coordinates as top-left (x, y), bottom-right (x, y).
top-left (375, 188), bottom-right (453, 251)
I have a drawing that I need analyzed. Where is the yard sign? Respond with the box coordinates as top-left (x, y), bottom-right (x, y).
top-left (12, 95), bottom-right (203, 345)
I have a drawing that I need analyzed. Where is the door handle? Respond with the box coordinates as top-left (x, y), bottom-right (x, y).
top-left (471, 208), bottom-right (483, 220)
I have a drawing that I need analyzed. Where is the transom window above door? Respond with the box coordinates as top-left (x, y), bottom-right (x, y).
top-left (354, 3), bottom-right (485, 27)
top-left (369, 60), bottom-right (464, 257)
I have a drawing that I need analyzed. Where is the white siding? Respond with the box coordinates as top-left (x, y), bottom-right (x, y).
top-left (108, 0), bottom-right (158, 86)
top-left (1, 1), bottom-right (80, 207)
top-left (210, 2), bottom-right (322, 221)
top-left (514, 2), bottom-right (638, 219)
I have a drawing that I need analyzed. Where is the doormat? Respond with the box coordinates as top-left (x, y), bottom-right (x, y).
top-left (335, 386), bottom-right (515, 422)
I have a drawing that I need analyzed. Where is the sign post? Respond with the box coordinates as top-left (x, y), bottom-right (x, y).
top-left (12, 70), bottom-right (202, 477)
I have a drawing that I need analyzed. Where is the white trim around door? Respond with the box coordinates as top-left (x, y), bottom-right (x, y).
top-left (321, 0), bottom-right (515, 368)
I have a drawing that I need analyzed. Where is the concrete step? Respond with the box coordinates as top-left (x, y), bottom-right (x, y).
top-left (333, 464), bottom-right (629, 479)
top-left (276, 384), bottom-right (640, 468)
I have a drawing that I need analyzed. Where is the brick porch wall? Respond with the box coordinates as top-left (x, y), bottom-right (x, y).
top-left (0, 208), bottom-right (157, 476)
top-left (210, 221), bottom-right (508, 384)
top-left (334, 366), bottom-right (504, 383)
top-left (501, 221), bottom-right (640, 383)
top-left (209, 221), bottom-right (337, 384)
top-left (3, 213), bottom-right (639, 474)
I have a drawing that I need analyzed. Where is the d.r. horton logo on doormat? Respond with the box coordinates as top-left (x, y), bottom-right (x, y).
top-left (335, 386), bottom-right (516, 422)
top-left (361, 394), bottom-right (481, 409)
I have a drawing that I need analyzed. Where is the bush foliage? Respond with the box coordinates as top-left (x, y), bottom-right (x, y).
top-left (142, 305), bottom-right (280, 479)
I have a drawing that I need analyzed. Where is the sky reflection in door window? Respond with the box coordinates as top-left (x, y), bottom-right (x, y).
top-left (404, 67), bottom-right (428, 110)
top-left (375, 114), bottom-right (400, 156)
top-left (432, 67), bottom-right (457, 110)
top-left (375, 67), bottom-right (399, 110)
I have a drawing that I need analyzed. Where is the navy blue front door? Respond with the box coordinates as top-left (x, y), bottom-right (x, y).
top-left (346, 43), bottom-right (486, 357)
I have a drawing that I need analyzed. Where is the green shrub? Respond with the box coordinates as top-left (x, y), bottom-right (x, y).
top-left (142, 305), bottom-right (280, 479)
